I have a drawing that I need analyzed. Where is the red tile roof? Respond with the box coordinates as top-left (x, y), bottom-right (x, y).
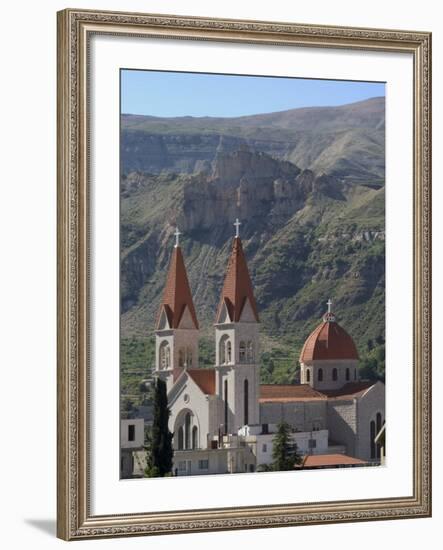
top-left (321, 381), bottom-right (375, 399)
top-left (300, 454), bottom-right (366, 468)
top-left (156, 246), bottom-right (199, 329)
top-left (172, 367), bottom-right (184, 383)
top-left (216, 237), bottom-right (259, 323)
top-left (187, 369), bottom-right (216, 395)
top-left (259, 381), bottom-right (375, 403)
top-left (259, 384), bottom-right (326, 402)
top-left (300, 316), bottom-right (359, 361)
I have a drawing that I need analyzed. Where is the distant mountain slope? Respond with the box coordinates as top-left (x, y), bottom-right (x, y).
top-left (121, 147), bottom-right (385, 362)
top-left (121, 97), bottom-right (385, 186)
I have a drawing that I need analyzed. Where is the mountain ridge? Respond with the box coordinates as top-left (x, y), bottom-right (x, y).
top-left (121, 97), bottom-right (385, 185)
top-left (120, 97), bottom-right (385, 395)
top-left (122, 96), bottom-right (384, 126)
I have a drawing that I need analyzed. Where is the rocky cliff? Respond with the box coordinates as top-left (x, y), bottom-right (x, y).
top-left (121, 145), bottom-right (385, 367)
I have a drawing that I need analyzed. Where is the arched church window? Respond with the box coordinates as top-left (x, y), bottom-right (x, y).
top-left (247, 341), bottom-right (254, 362)
top-left (219, 335), bottom-right (228, 365)
top-left (178, 348), bottom-right (185, 368)
top-left (370, 420), bottom-right (376, 459)
top-left (192, 426), bottom-right (198, 450)
top-left (159, 340), bottom-right (170, 370)
top-left (185, 413), bottom-right (191, 450)
top-left (186, 347), bottom-right (193, 367)
top-left (318, 368), bottom-right (323, 382)
top-left (224, 380), bottom-right (228, 435)
top-left (244, 379), bottom-right (249, 426)
top-left (332, 368), bottom-right (338, 381)
top-left (346, 367), bottom-right (350, 381)
top-left (178, 426), bottom-right (184, 450)
top-left (239, 341), bottom-right (246, 363)
top-left (220, 341), bottom-right (225, 364)
top-left (306, 369), bottom-right (311, 383)
top-left (376, 412), bottom-right (383, 459)
top-left (226, 340), bottom-right (232, 364)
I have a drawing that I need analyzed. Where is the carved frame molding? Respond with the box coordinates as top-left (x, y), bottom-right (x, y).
top-left (57, 8), bottom-right (431, 540)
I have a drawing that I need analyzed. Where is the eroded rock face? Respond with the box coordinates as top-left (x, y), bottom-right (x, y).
top-left (120, 145), bottom-right (385, 353)
top-left (174, 149), bottom-right (331, 232)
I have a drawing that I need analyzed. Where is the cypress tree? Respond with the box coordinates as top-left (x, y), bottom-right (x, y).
top-left (272, 421), bottom-right (302, 471)
top-left (146, 378), bottom-right (173, 477)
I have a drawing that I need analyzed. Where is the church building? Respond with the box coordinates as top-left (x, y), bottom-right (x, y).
top-left (153, 223), bottom-right (385, 476)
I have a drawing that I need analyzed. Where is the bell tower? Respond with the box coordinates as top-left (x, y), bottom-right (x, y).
top-left (154, 228), bottom-right (199, 392)
top-left (214, 219), bottom-right (260, 434)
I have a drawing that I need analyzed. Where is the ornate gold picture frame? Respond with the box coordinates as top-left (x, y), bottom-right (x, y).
top-left (57, 8), bottom-right (431, 540)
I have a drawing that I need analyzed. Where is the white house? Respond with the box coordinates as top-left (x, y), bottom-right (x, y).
top-left (120, 418), bottom-right (144, 478)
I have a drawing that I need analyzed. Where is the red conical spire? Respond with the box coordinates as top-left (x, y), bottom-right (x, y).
top-left (216, 236), bottom-right (259, 323)
top-left (156, 244), bottom-right (199, 329)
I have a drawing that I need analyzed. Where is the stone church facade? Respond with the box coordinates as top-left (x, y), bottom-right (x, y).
top-left (152, 225), bottom-right (385, 476)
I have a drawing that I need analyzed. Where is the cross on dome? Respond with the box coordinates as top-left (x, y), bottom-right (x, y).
top-left (323, 298), bottom-right (336, 323)
top-left (174, 227), bottom-right (182, 248)
top-left (234, 218), bottom-right (241, 238)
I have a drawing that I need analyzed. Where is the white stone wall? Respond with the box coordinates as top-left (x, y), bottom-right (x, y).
top-left (325, 383), bottom-right (385, 461)
top-left (260, 400), bottom-right (328, 432)
top-left (215, 322), bottom-right (259, 366)
top-left (230, 364), bottom-right (260, 430)
top-left (173, 445), bottom-right (256, 476)
top-left (355, 382), bottom-right (385, 461)
top-left (253, 429), bottom-right (329, 467)
top-left (215, 320), bottom-right (260, 433)
top-left (154, 330), bottom-right (175, 391)
top-left (120, 418), bottom-right (144, 449)
top-left (155, 328), bottom-right (199, 370)
top-left (168, 375), bottom-right (211, 450)
top-left (208, 394), bottom-right (224, 439)
top-left (326, 399), bottom-right (358, 456)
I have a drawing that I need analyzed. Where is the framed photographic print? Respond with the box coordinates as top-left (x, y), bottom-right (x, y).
top-left (57, 8), bottom-right (432, 540)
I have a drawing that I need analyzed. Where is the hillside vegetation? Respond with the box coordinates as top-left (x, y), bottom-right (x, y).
top-left (120, 97), bottom-right (385, 408)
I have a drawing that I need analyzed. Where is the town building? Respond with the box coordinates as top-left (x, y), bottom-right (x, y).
top-left (120, 418), bottom-right (145, 478)
top-left (137, 222), bottom-right (385, 476)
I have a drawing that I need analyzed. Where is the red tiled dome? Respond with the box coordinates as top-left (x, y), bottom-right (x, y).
top-left (300, 314), bottom-right (359, 361)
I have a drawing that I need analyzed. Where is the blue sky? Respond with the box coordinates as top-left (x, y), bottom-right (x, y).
top-left (121, 69), bottom-right (385, 118)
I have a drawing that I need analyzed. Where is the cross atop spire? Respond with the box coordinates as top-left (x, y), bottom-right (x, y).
top-left (327, 298), bottom-right (333, 313)
top-left (174, 227), bottom-right (182, 248)
top-left (234, 218), bottom-right (241, 238)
